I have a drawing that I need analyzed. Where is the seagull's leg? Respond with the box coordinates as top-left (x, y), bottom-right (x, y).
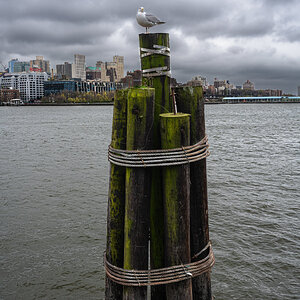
top-left (146, 27), bottom-right (148, 33)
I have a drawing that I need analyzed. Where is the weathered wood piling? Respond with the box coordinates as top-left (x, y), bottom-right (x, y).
top-left (176, 86), bottom-right (212, 300)
top-left (160, 113), bottom-right (193, 300)
top-left (105, 32), bottom-right (213, 300)
top-left (123, 88), bottom-right (155, 300)
top-left (139, 33), bottom-right (171, 300)
top-left (105, 90), bottom-right (128, 300)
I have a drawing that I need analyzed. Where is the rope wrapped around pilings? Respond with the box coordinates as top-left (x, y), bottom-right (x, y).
top-left (104, 242), bottom-right (215, 287)
top-left (108, 135), bottom-right (210, 168)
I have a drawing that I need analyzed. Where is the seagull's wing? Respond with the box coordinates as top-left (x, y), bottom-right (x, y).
top-left (145, 12), bottom-right (164, 24)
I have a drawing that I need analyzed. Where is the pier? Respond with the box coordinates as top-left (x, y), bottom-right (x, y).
top-left (222, 96), bottom-right (300, 103)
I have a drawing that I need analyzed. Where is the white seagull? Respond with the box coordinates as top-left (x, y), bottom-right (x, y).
top-left (136, 7), bottom-right (165, 33)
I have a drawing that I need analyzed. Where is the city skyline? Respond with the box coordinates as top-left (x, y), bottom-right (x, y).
top-left (0, 0), bottom-right (299, 94)
top-left (2, 52), bottom-right (296, 96)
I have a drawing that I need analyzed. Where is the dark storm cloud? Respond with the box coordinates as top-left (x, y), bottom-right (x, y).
top-left (3, 19), bottom-right (116, 45)
top-left (280, 26), bottom-right (300, 43)
top-left (0, 0), bottom-right (105, 23)
top-left (0, 0), bottom-right (299, 93)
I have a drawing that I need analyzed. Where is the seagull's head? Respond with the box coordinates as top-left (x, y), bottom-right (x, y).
top-left (138, 7), bottom-right (144, 13)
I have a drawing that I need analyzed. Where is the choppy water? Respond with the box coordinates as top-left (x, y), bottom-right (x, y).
top-left (0, 104), bottom-right (299, 299)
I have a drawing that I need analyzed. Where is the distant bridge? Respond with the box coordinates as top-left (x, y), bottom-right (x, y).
top-left (222, 96), bottom-right (300, 103)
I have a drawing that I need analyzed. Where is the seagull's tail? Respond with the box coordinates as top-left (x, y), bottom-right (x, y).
top-left (157, 21), bottom-right (165, 24)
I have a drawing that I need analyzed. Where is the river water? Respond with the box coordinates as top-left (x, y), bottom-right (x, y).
top-left (0, 104), bottom-right (299, 299)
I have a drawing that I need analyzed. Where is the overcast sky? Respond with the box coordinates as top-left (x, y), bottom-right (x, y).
top-left (0, 0), bottom-right (299, 94)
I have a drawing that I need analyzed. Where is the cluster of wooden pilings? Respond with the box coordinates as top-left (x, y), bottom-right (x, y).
top-left (105, 33), bottom-right (212, 300)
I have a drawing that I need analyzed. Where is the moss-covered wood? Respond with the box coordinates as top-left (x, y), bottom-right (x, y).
top-left (139, 33), bottom-right (171, 300)
top-left (123, 87), bottom-right (155, 300)
top-left (160, 113), bottom-right (193, 300)
top-left (139, 33), bottom-right (171, 125)
top-left (105, 89), bottom-right (128, 300)
top-left (175, 87), bottom-right (212, 300)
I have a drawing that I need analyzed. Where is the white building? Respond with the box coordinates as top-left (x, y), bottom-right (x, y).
top-left (0, 72), bottom-right (49, 101)
top-left (72, 54), bottom-right (86, 80)
top-left (0, 75), bottom-right (18, 89)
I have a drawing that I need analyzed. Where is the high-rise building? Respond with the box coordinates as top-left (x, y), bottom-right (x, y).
top-left (72, 54), bottom-right (86, 80)
top-left (86, 66), bottom-right (101, 80)
top-left (95, 56), bottom-right (124, 82)
top-left (105, 65), bottom-right (117, 82)
top-left (8, 59), bottom-right (19, 73)
top-left (8, 59), bottom-right (30, 73)
top-left (56, 62), bottom-right (72, 79)
top-left (96, 61), bottom-right (110, 82)
top-left (113, 55), bottom-right (124, 81)
top-left (30, 56), bottom-right (50, 73)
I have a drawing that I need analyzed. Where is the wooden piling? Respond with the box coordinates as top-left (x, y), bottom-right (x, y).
top-left (175, 87), bottom-right (212, 300)
top-left (139, 33), bottom-right (170, 112)
top-left (160, 113), bottom-right (193, 300)
top-left (105, 89), bottom-right (128, 300)
top-left (139, 32), bottom-right (171, 300)
top-left (123, 87), bottom-right (155, 300)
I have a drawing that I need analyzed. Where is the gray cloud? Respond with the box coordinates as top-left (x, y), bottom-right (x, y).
top-left (0, 0), bottom-right (299, 94)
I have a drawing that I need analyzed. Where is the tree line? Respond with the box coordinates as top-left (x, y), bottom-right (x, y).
top-left (41, 91), bottom-right (115, 104)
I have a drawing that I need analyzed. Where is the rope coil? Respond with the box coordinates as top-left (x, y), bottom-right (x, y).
top-left (140, 44), bottom-right (171, 77)
top-left (108, 136), bottom-right (210, 168)
top-left (140, 45), bottom-right (170, 58)
top-left (142, 66), bottom-right (171, 78)
top-left (104, 242), bottom-right (215, 286)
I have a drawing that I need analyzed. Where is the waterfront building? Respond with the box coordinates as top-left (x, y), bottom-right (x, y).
top-left (56, 62), bottom-right (72, 79)
top-left (264, 89), bottom-right (282, 96)
top-left (213, 78), bottom-right (226, 89)
top-left (0, 72), bottom-right (49, 101)
top-left (120, 70), bottom-right (142, 88)
top-left (207, 85), bottom-right (217, 95)
top-left (18, 72), bottom-right (49, 101)
top-left (243, 79), bottom-right (255, 90)
top-left (77, 80), bottom-right (123, 93)
top-left (43, 78), bottom-right (123, 95)
top-left (0, 74), bottom-right (18, 89)
top-left (0, 89), bottom-right (20, 104)
top-left (222, 96), bottom-right (300, 103)
top-left (30, 56), bottom-right (50, 73)
top-left (186, 76), bottom-right (208, 88)
top-left (44, 80), bottom-right (77, 95)
top-left (72, 54), bottom-right (86, 80)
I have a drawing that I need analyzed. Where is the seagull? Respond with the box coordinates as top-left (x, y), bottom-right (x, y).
top-left (136, 7), bottom-right (165, 33)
